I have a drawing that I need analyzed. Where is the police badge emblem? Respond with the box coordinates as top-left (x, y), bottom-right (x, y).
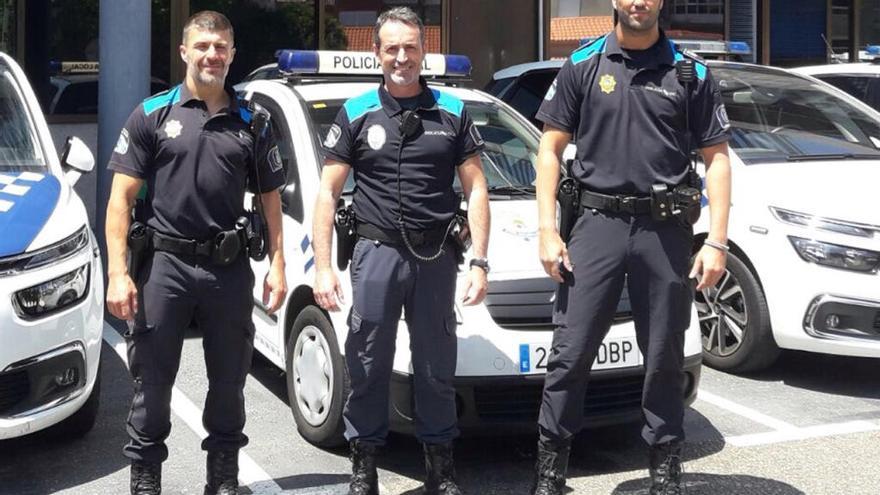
top-left (599, 74), bottom-right (617, 94)
top-left (164, 119), bottom-right (183, 139)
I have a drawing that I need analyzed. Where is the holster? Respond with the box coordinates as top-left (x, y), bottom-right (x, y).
top-left (557, 177), bottom-right (580, 243)
top-left (448, 209), bottom-right (470, 266)
top-left (335, 203), bottom-right (356, 271)
top-left (127, 222), bottom-right (150, 279)
top-left (238, 200), bottom-right (268, 262)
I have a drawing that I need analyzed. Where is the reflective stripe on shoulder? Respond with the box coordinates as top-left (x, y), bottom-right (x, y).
top-left (143, 85), bottom-right (182, 116)
top-left (343, 89), bottom-right (382, 122)
top-left (669, 40), bottom-right (707, 81)
top-left (430, 88), bottom-right (464, 118)
top-left (571, 35), bottom-right (608, 65)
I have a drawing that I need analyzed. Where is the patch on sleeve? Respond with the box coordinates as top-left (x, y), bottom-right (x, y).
top-left (469, 122), bottom-right (485, 147)
top-left (267, 145), bottom-right (282, 172)
top-left (715, 105), bottom-right (730, 130)
top-left (324, 124), bottom-right (342, 149)
top-left (544, 78), bottom-right (558, 101)
top-left (114, 128), bottom-right (130, 155)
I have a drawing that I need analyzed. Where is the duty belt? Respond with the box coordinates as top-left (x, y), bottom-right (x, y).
top-left (580, 190), bottom-right (652, 215)
top-left (356, 223), bottom-right (448, 247)
top-left (148, 229), bottom-right (216, 257)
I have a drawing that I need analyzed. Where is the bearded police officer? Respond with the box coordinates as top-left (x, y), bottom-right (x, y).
top-left (531, 1), bottom-right (731, 494)
top-left (105, 11), bottom-right (287, 495)
top-left (312, 7), bottom-right (490, 495)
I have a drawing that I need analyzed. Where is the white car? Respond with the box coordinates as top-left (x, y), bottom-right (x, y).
top-left (489, 54), bottom-right (880, 373)
top-left (0, 52), bottom-right (104, 439)
top-left (236, 50), bottom-right (703, 446)
top-left (791, 56), bottom-right (880, 112)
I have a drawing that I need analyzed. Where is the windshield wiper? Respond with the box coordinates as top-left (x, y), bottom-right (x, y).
top-left (487, 184), bottom-right (536, 195)
top-left (786, 152), bottom-right (880, 162)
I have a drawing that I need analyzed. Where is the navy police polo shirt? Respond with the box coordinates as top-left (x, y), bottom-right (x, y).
top-left (323, 78), bottom-right (484, 231)
top-left (537, 31), bottom-right (730, 195)
top-left (109, 83), bottom-right (285, 241)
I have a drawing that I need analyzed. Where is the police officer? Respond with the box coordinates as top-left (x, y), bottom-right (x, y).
top-left (105, 11), bottom-right (287, 495)
top-left (531, 0), bottom-right (731, 494)
top-left (312, 7), bottom-right (490, 495)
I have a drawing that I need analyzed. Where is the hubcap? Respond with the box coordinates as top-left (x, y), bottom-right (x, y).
top-left (695, 270), bottom-right (749, 357)
top-left (292, 325), bottom-right (334, 426)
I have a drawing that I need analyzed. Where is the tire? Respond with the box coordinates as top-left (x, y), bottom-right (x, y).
top-left (51, 364), bottom-right (101, 439)
top-left (695, 250), bottom-right (780, 373)
top-left (286, 305), bottom-right (349, 447)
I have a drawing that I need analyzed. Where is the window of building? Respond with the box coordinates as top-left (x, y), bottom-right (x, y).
top-left (0, 0), bottom-right (16, 55)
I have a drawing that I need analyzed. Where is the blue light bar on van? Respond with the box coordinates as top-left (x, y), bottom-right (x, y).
top-left (578, 38), bottom-right (752, 56)
top-left (276, 50), bottom-right (472, 77)
top-left (866, 45), bottom-right (880, 56)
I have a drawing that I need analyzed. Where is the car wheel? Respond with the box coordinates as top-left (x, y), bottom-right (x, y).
top-left (52, 363), bottom-right (101, 439)
top-left (286, 305), bottom-right (348, 447)
top-left (695, 250), bottom-right (780, 373)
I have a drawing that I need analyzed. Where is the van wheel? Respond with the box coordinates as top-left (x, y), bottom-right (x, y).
top-left (695, 250), bottom-right (780, 373)
top-left (53, 363), bottom-right (101, 439)
top-left (286, 305), bottom-right (348, 447)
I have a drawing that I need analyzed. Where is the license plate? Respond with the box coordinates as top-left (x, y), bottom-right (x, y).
top-left (518, 337), bottom-right (641, 374)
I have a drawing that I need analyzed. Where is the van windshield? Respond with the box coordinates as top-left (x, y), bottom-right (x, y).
top-left (0, 62), bottom-right (46, 171)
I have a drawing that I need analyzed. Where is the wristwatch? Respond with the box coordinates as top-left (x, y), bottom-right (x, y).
top-left (469, 258), bottom-right (490, 273)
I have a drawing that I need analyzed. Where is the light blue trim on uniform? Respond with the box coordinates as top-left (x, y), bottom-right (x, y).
top-left (430, 89), bottom-right (464, 117)
top-left (143, 85), bottom-right (182, 116)
top-left (0, 174), bottom-right (62, 257)
top-left (571, 35), bottom-right (608, 65)
top-left (669, 40), bottom-right (707, 81)
top-left (344, 90), bottom-right (382, 123)
top-left (237, 97), bottom-right (253, 124)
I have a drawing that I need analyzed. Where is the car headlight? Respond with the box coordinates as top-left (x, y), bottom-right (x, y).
top-left (13, 264), bottom-right (90, 319)
top-left (0, 226), bottom-right (90, 275)
top-left (788, 236), bottom-right (880, 273)
top-left (770, 207), bottom-right (878, 238)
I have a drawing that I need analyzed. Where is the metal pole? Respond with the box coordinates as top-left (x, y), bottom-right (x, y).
top-left (96, 0), bottom-right (150, 268)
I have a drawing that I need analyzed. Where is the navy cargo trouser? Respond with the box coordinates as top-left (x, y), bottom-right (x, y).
top-left (538, 208), bottom-right (693, 446)
top-left (123, 250), bottom-right (255, 464)
top-left (343, 238), bottom-right (459, 446)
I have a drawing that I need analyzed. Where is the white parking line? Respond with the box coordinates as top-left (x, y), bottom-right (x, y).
top-left (697, 389), bottom-right (797, 432)
top-left (726, 420), bottom-right (880, 447)
top-left (103, 323), bottom-right (283, 494)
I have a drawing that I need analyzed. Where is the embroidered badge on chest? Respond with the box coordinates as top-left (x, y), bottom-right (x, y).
top-left (367, 124), bottom-right (386, 151)
top-left (164, 119), bottom-right (183, 139)
top-left (599, 74), bottom-right (617, 94)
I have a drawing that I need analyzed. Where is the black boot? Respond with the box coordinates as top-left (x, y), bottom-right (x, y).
top-left (423, 442), bottom-right (463, 495)
top-left (649, 442), bottom-right (684, 495)
top-left (530, 438), bottom-right (570, 495)
top-left (130, 461), bottom-right (161, 495)
top-left (204, 450), bottom-right (239, 495)
top-left (349, 440), bottom-right (380, 495)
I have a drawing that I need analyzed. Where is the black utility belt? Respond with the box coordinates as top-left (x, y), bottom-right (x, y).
top-left (579, 190), bottom-right (652, 215)
top-left (355, 223), bottom-right (448, 248)
top-left (147, 227), bottom-right (245, 266)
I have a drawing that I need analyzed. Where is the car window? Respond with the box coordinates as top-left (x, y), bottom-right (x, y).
top-left (816, 75), bottom-right (880, 112)
top-left (252, 93), bottom-right (304, 223)
top-left (713, 66), bottom-right (880, 164)
top-left (0, 63), bottom-right (46, 169)
top-left (503, 70), bottom-right (557, 128)
top-left (306, 97), bottom-right (541, 194)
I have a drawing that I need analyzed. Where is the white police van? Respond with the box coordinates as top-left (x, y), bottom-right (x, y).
top-left (0, 52), bottom-right (104, 440)
top-left (236, 50), bottom-right (703, 446)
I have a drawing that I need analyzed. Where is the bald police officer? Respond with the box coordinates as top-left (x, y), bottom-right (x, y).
top-left (312, 7), bottom-right (490, 495)
top-left (531, 1), bottom-right (731, 494)
top-left (105, 11), bottom-right (287, 495)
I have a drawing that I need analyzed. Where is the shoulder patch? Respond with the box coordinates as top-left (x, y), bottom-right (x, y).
top-left (143, 85), bottom-right (182, 116)
top-left (671, 41), bottom-right (708, 81)
top-left (571, 35), bottom-right (608, 65)
top-left (430, 89), bottom-right (464, 118)
top-left (343, 90), bottom-right (382, 123)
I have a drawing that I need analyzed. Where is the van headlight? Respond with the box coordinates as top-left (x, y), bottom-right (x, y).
top-left (788, 236), bottom-right (880, 273)
top-left (13, 264), bottom-right (90, 319)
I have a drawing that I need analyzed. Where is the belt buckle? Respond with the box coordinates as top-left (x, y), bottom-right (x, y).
top-left (619, 196), bottom-right (634, 213)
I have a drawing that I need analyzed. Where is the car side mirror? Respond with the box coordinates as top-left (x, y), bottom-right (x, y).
top-left (61, 136), bottom-right (95, 174)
